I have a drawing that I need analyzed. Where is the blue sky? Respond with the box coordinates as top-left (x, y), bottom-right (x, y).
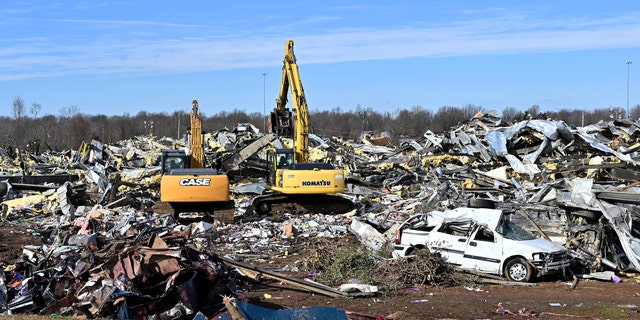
top-left (2, 1), bottom-right (640, 118)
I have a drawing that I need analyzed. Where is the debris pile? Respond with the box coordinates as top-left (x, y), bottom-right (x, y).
top-left (1, 112), bottom-right (640, 317)
top-left (374, 249), bottom-right (463, 288)
top-left (0, 210), bottom-right (239, 318)
top-left (335, 112), bottom-right (640, 273)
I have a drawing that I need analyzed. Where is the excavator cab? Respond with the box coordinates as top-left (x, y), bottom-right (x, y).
top-left (276, 149), bottom-right (294, 168)
top-left (266, 148), bottom-right (294, 186)
top-left (161, 150), bottom-right (188, 174)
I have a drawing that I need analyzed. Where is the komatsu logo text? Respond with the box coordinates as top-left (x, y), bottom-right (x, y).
top-left (302, 180), bottom-right (331, 186)
top-left (179, 178), bottom-right (211, 186)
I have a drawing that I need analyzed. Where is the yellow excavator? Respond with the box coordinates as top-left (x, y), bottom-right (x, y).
top-left (158, 100), bottom-right (235, 219)
top-left (247, 40), bottom-right (355, 215)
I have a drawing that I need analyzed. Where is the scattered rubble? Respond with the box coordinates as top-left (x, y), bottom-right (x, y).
top-left (375, 249), bottom-right (464, 289)
top-left (1, 113), bottom-right (640, 317)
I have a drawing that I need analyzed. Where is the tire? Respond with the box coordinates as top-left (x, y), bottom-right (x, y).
top-left (404, 247), bottom-right (415, 256)
top-left (405, 246), bottom-right (425, 256)
top-left (504, 257), bottom-right (534, 282)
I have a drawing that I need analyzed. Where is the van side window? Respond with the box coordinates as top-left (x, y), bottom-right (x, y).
top-left (474, 226), bottom-right (495, 242)
top-left (439, 221), bottom-right (472, 236)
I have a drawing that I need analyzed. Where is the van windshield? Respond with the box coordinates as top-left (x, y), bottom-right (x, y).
top-left (496, 220), bottom-right (538, 241)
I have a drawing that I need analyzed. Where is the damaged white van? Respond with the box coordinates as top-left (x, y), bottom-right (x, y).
top-left (393, 207), bottom-right (570, 282)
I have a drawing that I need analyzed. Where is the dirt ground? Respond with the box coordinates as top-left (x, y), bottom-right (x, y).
top-left (243, 276), bottom-right (640, 320)
top-left (0, 223), bottom-right (36, 264)
top-left (240, 242), bottom-right (640, 320)
top-left (2, 224), bottom-right (640, 320)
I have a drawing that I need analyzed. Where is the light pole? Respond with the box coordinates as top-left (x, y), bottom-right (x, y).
top-left (262, 72), bottom-right (268, 132)
top-left (627, 60), bottom-right (632, 118)
top-left (358, 111), bottom-right (368, 133)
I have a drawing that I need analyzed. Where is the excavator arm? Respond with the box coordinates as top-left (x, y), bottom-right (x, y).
top-left (271, 40), bottom-right (309, 164)
top-left (189, 100), bottom-right (205, 169)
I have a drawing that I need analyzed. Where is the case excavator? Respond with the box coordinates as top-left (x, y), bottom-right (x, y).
top-left (247, 40), bottom-right (355, 216)
top-left (157, 100), bottom-right (235, 220)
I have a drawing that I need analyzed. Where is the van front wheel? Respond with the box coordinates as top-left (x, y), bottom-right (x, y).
top-left (504, 257), bottom-right (533, 282)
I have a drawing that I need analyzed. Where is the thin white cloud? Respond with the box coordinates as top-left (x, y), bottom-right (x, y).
top-left (2, 12), bottom-right (640, 81)
top-left (55, 18), bottom-right (206, 28)
top-left (278, 16), bottom-right (343, 29)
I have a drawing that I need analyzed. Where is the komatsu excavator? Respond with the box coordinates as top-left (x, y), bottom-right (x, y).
top-left (247, 40), bottom-right (355, 215)
top-left (158, 100), bottom-right (235, 220)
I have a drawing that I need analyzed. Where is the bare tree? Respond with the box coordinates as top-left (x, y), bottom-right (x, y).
top-left (59, 105), bottom-right (80, 117)
top-left (462, 104), bottom-right (484, 120)
top-left (12, 96), bottom-right (25, 119)
top-left (502, 107), bottom-right (520, 124)
top-left (3, 103), bottom-right (640, 150)
top-left (433, 105), bottom-right (465, 131)
top-left (525, 105), bottom-right (541, 118)
top-left (630, 104), bottom-right (640, 119)
top-left (30, 102), bottom-right (42, 118)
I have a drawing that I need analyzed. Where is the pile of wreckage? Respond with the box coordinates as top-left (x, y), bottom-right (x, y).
top-left (1, 112), bottom-right (640, 318)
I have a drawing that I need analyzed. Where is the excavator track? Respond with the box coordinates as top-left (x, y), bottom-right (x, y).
top-left (152, 200), bottom-right (236, 224)
top-left (245, 193), bottom-right (355, 216)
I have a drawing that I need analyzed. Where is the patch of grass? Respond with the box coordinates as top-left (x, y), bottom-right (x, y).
top-left (310, 242), bottom-right (378, 286)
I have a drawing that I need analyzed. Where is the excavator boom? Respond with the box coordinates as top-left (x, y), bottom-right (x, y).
top-left (189, 100), bottom-right (205, 169)
top-left (275, 40), bottom-right (309, 164)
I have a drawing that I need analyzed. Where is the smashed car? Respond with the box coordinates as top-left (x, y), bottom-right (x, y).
top-left (393, 207), bottom-right (570, 282)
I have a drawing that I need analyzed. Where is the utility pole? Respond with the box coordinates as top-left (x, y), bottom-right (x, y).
top-left (177, 114), bottom-right (181, 139)
top-left (358, 111), bottom-right (368, 133)
top-left (262, 72), bottom-right (268, 132)
top-left (627, 60), bottom-right (632, 118)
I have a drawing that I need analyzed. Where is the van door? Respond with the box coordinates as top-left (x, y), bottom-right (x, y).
top-left (461, 225), bottom-right (502, 274)
top-left (429, 220), bottom-right (473, 266)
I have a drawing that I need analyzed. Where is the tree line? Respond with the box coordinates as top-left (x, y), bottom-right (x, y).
top-left (3, 95), bottom-right (640, 152)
